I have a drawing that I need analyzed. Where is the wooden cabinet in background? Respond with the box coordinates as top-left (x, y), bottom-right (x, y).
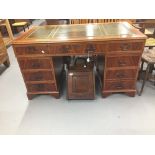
top-left (0, 19), bottom-right (14, 47)
top-left (67, 60), bottom-right (95, 100)
top-left (0, 32), bottom-right (10, 70)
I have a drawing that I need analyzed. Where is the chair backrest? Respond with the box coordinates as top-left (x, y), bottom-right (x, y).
top-left (0, 32), bottom-right (7, 63)
top-left (70, 19), bottom-right (80, 24)
top-left (70, 19), bottom-right (135, 24)
top-left (135, 20), bottom-right (155, 38)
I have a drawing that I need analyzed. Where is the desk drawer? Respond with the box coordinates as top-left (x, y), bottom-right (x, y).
top-left (104, 80), bottom-right (135, 91)
top-left (15, 44), bottom-right (49, 56)
top-left (48, 42), bottom-right (107, 55)
top-left (23, 71), bottom-right (54, 82)
top-left (84, 43), bottom-right (107, 54)
top-left (108, 41), bottom-right (143, 52)
top-left (106, 55), bottom-right (140, 68)
top-left (48, 43), bottom-right (86, 55)
top-left (27, 83), bottom-right (56, 92)
top-left (18, 58), bottom-right (52, 69)
top-left (105, 69), bottom-right (137, 80)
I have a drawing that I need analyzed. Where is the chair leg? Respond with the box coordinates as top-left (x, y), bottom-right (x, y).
top-left (23, 26), bottom-right (25, 32)
top-left (138, 60), bottom-right (144, 80)
top-left (149, 46), bottom-right (153, 49)
top-left (140, 60), bottom-right (144, 71)
top-left (27, 24), bottom-right (29, 29)
top-left (149, 64), bottom-right (154, 74)
top-left (139, 63), bottom-right (151, 96)
top-left (3, 57), bottom-right (10, 67)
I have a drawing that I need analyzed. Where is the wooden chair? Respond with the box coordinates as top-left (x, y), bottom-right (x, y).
top-left (70, 19), bottom-right (135, 24)
top-left (139, 48), bottom-right (155, 95)
top-left (0, 32), bottom-right (10, 70)
top-left (12, 21), bottom-right (29, 32)
top-left (79, 19), bottom-right (91, 24)
top-left (134, 20), bottom-right (155, 48)
top-left (133, 20), bottom-right (155, 38)
top-left (135, 20), bottom-right (155, 95)
top-left (98, 19), bottom-right (119, 23)
top-left (46, 19), bottom-right (69, 25)
top-left (0, 53), bottom-right (10, 67)
top-left (70, 19), bottom-right (80, 24)
top-left (0, 19), bottom-right (14, 46)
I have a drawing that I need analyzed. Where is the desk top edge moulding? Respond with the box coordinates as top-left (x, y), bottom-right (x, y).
top-left (12, 22), bottom-right (147, 100)
top-left (12, 22), bottom-right (146, 45)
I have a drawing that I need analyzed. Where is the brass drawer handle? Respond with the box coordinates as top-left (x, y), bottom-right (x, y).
top-left (86, 44), bottom-right (96, 52)
top-left (37, 84), bottom-right (44, 90)
top-left (41, 50), bottom-right (45, 54)
top-left (62, 45), bottom-right (71, 53)
top-left (35, 75), bottom-right (43, 80)
top-left (120, 43), bottom-right (130, 51)
top-left (73, 45), bottom-right (81, 49)
top-left (118, 60), bottom-right (127, 66)
top-left (115, 83), bottom-right (123, 89)
top-left (28, 46), bottom-right (35, 51)
top-left (32, 63), bottom-right (40, 68)
top-left (116, 72), bottom-right (125, 78)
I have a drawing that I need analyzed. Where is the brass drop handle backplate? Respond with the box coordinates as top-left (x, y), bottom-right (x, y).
top-left (115, 83), bottom-right (123, 89)
top-left (118, 60), bottom-right (127, 66)
top-left (116, 72), bottom-right (125, 78)
top-left (120, 43), bottom-right (130, 51)
top-left (86, 44), bottom-right (96, 52)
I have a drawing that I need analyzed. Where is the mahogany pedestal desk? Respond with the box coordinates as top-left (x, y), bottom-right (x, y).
top-left (12, 22), bottom-right (147, 100)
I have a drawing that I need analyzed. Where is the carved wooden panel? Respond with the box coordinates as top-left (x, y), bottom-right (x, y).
top-left (67, 71), bottom-right (95, 99)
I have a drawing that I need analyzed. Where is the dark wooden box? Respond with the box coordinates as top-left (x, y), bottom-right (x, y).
top-left (67, 66), bottom-right (95, 100)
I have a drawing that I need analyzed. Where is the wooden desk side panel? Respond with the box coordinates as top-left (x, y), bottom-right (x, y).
top-left (13, 45), bottom-right (64, 99)
top-left (102, 40), bottom-right (146, 97)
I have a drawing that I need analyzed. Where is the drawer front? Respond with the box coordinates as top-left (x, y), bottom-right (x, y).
top-left (104, 80), bottom-right (135, 90)
top-left (15, 44), bottom-right (49, 56)
top-left (108, 41), bottom-right (143, 52)
top-left (105, 69), bottom-right (137, 79)
top-left (23, 71), bottom-right (54, 81)
top-left (18, 58), bottom-right (52, 69)
top-left (48, 42), bottom-right (107, 55)
top-left (48, 43), bottom-right (86, 55)
top-left (27, 83), bottom-right (56, 92)
top-left (85, 43), bottom-right (107, 54)
top-left (106, 55), bottom-right (140, 68)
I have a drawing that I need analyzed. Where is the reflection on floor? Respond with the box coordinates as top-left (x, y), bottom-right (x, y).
top-left (0, 20), bottom-right (155, 135)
